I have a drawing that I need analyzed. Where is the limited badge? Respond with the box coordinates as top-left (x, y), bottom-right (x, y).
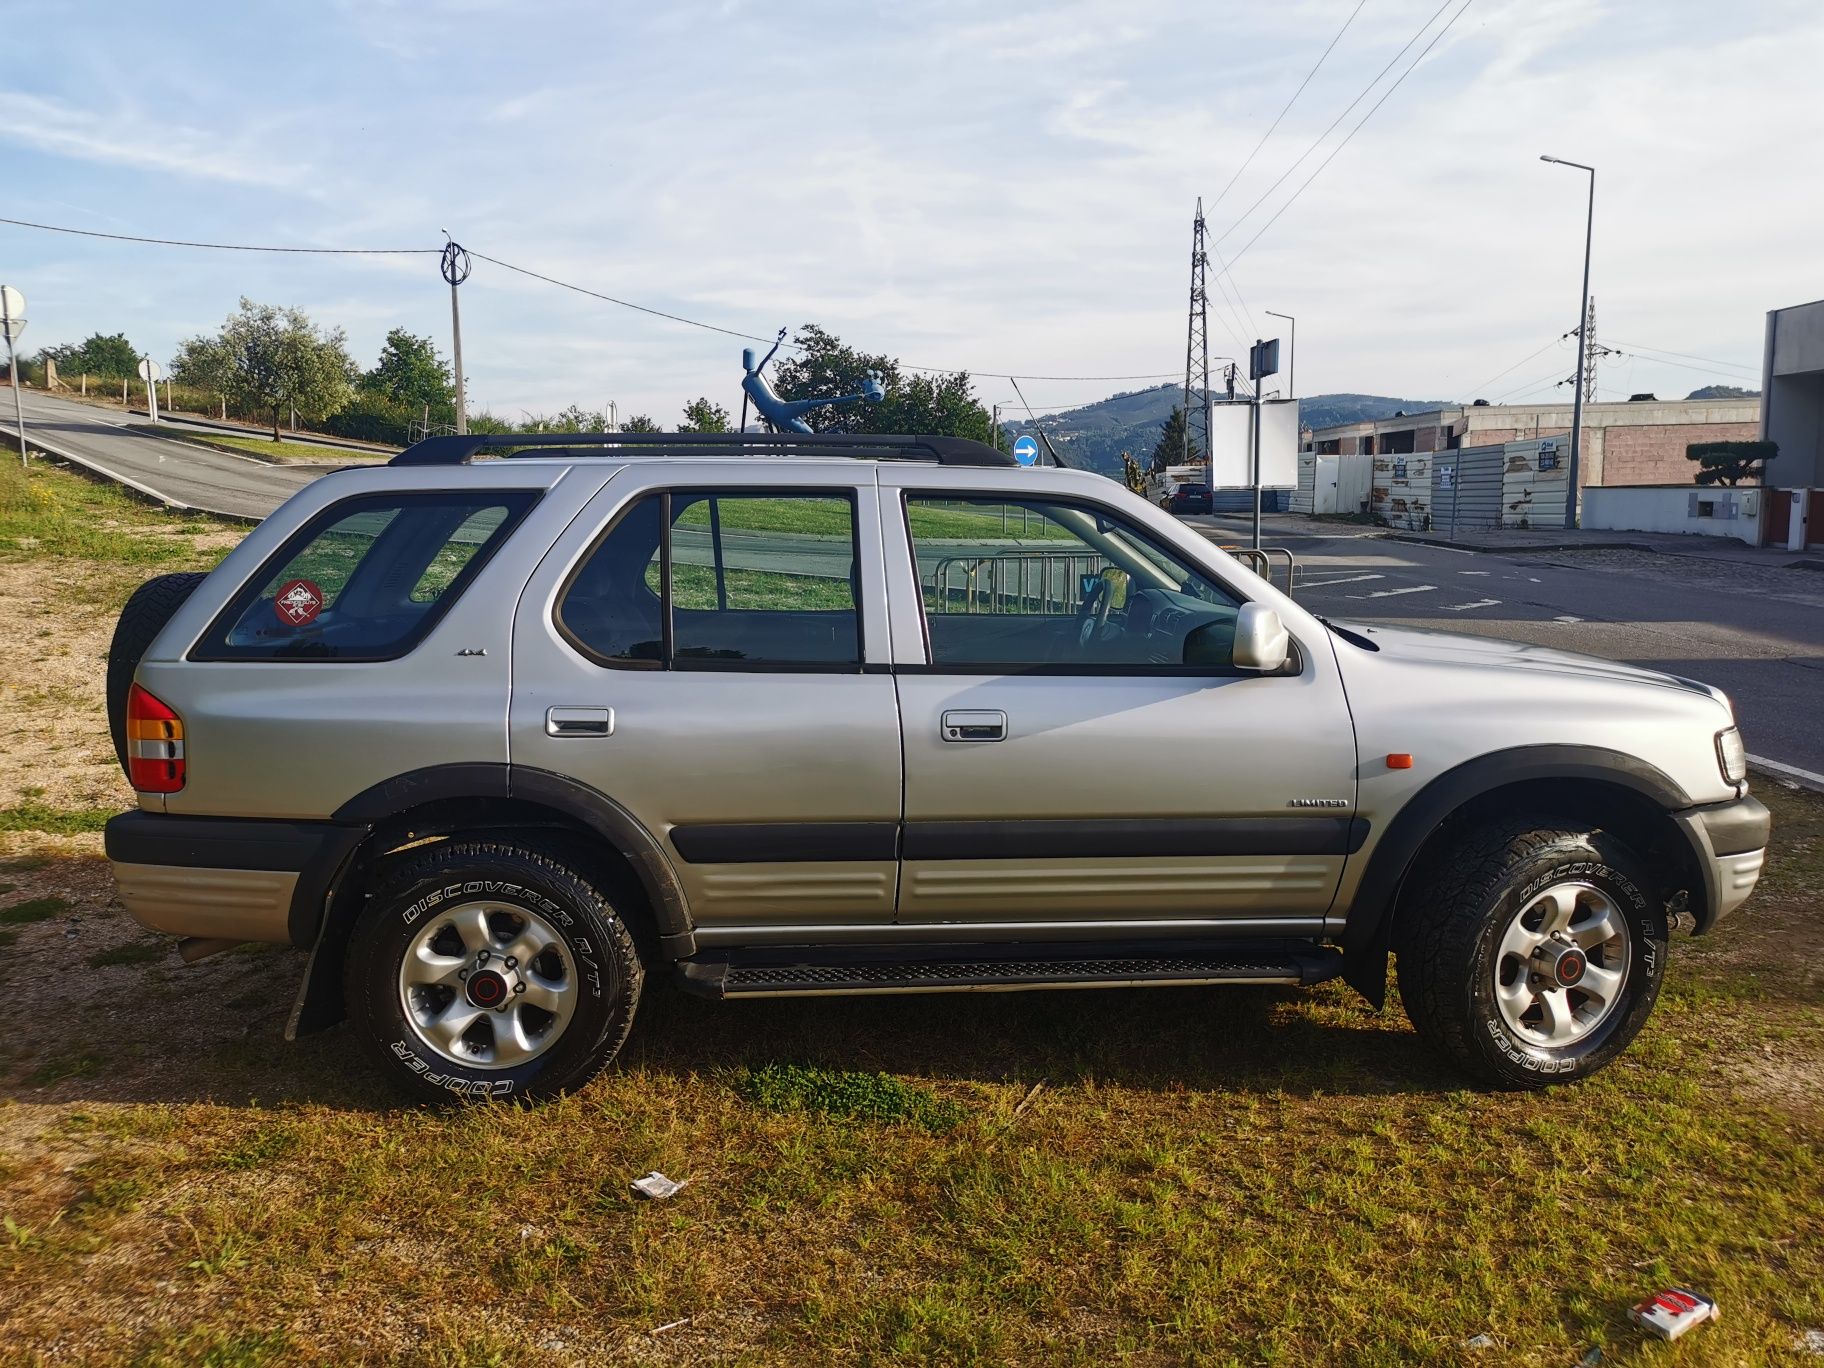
top-left (274, 579), bottom-right (325, 626)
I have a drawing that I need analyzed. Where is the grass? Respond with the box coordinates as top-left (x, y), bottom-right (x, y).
top-left (0, 780), bottom-right (1818, 1362)
top-left (147, 427), bottom-right (393, 464)
top-left (0, 804), bottom-right (114, 836)
top-left (0, 456), bottom-right (229, 604)
top-left (0, 895), bottom-right (69, 925)
top-left (86, 942), bottom-right (164, 968)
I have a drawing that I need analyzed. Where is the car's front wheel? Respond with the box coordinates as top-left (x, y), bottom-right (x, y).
top-left (1395, 816), bottom-right (1667, 1088)
top-left (345, 839), bottom-right (643, 1104)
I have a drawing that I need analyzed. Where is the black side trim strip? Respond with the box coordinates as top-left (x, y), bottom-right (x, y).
top-left (902, 816), bottom-right (1356, 861)
top-left (104, 811), bottom-right (342, 873)
top-left (670, 822), bottom-right (899, 864)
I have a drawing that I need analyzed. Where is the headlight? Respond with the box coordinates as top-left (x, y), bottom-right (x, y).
top-left (1715, 727), bottom-right (1747, 785)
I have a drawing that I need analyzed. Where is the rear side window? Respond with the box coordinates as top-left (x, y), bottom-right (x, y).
top-left (193, 491), bottom-right (537, 661)
top-left (558, 489), bottom-right (861, 669)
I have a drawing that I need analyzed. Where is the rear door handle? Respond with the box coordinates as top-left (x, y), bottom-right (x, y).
top-left (941, 709), bottom-right (1006, 743)
top-left (546, 706), bottom-right (614, 738)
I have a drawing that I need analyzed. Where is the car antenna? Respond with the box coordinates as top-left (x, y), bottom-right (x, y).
top-left (1009, 376), bottom-right (1075, 469)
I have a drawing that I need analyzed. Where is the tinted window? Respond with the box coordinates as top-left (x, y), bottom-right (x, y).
top-left (560, 491), bottom-right (860, 669)
top-left (196, 492), bottom-right (536, 661)
top-left (904, 496), bottom-right (1241, 670)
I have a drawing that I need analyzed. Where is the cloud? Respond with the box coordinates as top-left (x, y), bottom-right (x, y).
top-left (0, 89), bottom-right (310, 192)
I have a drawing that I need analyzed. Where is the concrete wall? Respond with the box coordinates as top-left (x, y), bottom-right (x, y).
top-left (1583, 485), bottom-right (1764, 545)
top-left (1765, 298), bottom-right (1824, 488)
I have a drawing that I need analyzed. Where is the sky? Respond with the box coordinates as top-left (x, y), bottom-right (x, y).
top-left (1, 0), bottom-right (1817, 423)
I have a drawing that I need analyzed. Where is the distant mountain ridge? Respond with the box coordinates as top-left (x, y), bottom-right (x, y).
top-left (1001, 384), bottom-right (1452, 475)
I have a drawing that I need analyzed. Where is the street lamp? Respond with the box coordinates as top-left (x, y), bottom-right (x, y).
top-left (1264, 311), bottom-right (1296, 398)
top-left (1541, 154), bottom-right (1594, 529)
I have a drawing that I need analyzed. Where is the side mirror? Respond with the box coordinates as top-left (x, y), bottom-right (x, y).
top-left (1231, 603), bottom-right (1290, 672)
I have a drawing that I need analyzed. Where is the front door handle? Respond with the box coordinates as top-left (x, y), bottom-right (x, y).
top-left (941, 709), bottom-right (1007, 743)
top-left (546, 706), bottom-right (614, 738)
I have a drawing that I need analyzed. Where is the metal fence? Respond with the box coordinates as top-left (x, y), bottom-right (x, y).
top-left (928, 552), bottom-right (1110, 614)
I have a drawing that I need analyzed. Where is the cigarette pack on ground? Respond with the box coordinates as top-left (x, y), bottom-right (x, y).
top-left (1629, 1288), bottom-right (1718, 1341)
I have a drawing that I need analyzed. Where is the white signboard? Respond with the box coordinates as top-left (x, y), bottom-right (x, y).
top-left (1207, 399), bottom-right (1300, 488)
top-left (137, 357), bottom-right (162, 382)
top-left (0, 285), bottom-right (24, 342)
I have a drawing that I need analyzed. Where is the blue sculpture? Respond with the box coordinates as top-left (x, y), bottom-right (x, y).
top-left (742, 328), bottom-right (884, 433)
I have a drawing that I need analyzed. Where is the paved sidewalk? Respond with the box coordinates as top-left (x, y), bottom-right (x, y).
top-left (1383, 524), bottom-right (1821, 570)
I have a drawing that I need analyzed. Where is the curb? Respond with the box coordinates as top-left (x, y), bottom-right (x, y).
top-left (0, 423), bottom-right (263, 523)
top-left (1749, 755), bottom-right (1824, 796)
top-left (1383, 533), bottom-right (1654, 554)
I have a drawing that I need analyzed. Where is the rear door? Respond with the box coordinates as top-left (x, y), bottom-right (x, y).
top-left (509, 463), bottom-right (903, 931)
top-left (881, 469), bottom-right (1358, 934)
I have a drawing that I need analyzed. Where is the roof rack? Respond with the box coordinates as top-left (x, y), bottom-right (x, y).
top-left (388, 430), bottom-right (1019, 468)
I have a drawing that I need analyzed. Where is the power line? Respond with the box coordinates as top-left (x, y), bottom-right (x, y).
top-left (1210, 0), bottom-right (1455, 252)
top-left (1223, 0), bottom-right (1476, 272)
top-left (1607, 351), bottom-right (1762, 386)
top-left (1206, 0), bottom-right (1370, 218)
top-left (1487, 364), bottom-right (1575, 405)
top-left (1457, 337), bottom-right (1567, 399)
top-left (0, 214), bottom-right (1177, 385)
top-left (1606, 338), bottom-right (1758, 376)
top-left (0, 215), bottom-right (435, 254)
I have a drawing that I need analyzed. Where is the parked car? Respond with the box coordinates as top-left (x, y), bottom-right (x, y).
top-left (104, 431), bottom-right (1767, 1103)
top-left (1166, 482), bottom-right (1213, 514)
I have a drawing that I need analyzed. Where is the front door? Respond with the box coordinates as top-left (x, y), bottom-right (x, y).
top-left (510, 467), bottom-right (903, 929)
top-left (882, 475), bottom-right (1358, 935)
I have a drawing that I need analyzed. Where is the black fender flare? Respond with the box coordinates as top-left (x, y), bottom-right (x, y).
top-left (288, 764), bottom-right (693, 1037)
top-left (1339, 744), bottom-right (1691, 1006)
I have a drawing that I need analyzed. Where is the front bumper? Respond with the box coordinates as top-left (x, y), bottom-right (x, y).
top-left (104, 812), bottom-right (363, 946)
top-left (1671, 792), bottom-right (1771, 929)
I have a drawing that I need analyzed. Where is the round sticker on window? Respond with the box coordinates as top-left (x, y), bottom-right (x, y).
top-left (274, 579), bottom-right (325, 627)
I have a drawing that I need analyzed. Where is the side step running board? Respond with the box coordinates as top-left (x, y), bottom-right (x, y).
top-left (678, 944), bottom-right (1341, 1000)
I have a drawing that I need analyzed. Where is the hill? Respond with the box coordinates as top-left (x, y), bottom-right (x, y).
top-left (1001, 385), bottom-right (1452, 475)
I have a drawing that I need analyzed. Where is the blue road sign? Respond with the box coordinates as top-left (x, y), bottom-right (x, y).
top-left (1011, 435), bottom-right (1040, 467)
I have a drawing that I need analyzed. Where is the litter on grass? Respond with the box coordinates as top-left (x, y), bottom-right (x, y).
top-left (1629, 1288), bottom-right (1718, 1341)
top-left (629, 1171), bottom-right (690, 1200)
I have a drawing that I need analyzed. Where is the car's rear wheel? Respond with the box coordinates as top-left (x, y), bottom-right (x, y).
top-left (107, 571), bottom-right (209, 777)
top-left (1394, 816), bottom-right (1667, 1088)
top-left (345, 839), bottom-right (643, 1104)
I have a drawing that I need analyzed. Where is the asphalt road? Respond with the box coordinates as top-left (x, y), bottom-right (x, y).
top-left (0, 388), bottom-right (325, 520)
top-left (1191, 513), bottom-right (1824, 782)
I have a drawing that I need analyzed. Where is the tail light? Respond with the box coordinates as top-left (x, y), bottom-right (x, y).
top-left (126, 683), bottom-right (185, 793)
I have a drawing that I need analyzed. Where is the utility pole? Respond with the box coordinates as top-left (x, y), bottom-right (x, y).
top-left (441, 236), bottom-right (472, 436)
top-left (1542, 155), bottom-right (1595, 529)
top-left (1182, 200), bottom-right (1214, 471)
top-left (1581, 297), bottom-right (1598, 402)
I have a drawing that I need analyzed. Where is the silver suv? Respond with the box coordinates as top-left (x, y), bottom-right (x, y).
top-left (102, 432), bottom-right (1769, 1102)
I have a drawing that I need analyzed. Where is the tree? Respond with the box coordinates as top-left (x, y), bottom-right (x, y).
top-left (620, 414), bottom-right (660, 433)
top-left (361, 328), bottom-right (454, 411)
top-left (215, 298), bottom-right (357, 439)
top-left (1686, 439), bottom-right (1775, 487)
top-left (769, 324), bottom-right (992, 440)
top-left (169, 334), bottom-right (235, 417)
top-left (1150, 405), bottom-right (1200, 472)
top-left (679, 397), bottom-right (730, 433)
top-left (53, 332), bottom-right (140, 379)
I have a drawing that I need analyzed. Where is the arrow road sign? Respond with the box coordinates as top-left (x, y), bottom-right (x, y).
top-left (1011, 434), bottom-right (1040, 467)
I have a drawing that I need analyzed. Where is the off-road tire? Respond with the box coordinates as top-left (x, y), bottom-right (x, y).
top-left (1394, 816), bottom-right (1667, 1088)
top-left (345, 839), bottom-right (644, 1105)
top-left (107, 571), bottom-right (209, 776)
